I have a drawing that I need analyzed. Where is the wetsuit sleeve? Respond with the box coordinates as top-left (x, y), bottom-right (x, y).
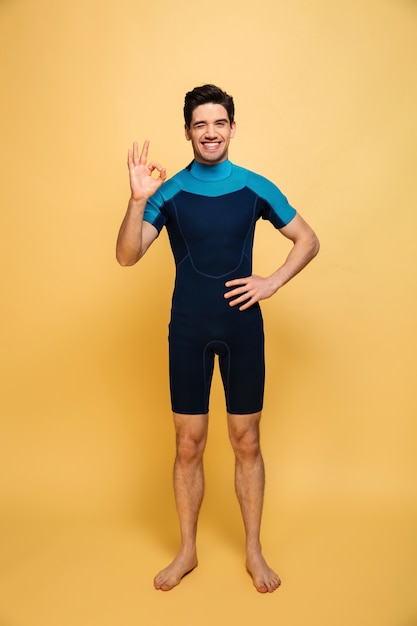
top-left (248, 171), bottom-right (297, 229)
top-left (143, 176), bottom-right (183, 233)
top-left (143, 189), bottom-right (167, 233)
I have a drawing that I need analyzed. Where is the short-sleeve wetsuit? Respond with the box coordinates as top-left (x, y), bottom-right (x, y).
top-left (144, 159), bottom-right (296, 415)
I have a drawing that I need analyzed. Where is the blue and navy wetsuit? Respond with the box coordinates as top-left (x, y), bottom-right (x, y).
top-left (144, 159), bottom-right (296, 415)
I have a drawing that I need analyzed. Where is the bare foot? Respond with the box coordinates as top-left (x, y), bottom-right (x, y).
top-left (246, 551), bottom-right (281, 593)
top-left (154, 551), bottom-right (198, 591)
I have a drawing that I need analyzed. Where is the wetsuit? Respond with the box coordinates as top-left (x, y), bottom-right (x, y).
top-left (144, 159), bottom-right (296, 414)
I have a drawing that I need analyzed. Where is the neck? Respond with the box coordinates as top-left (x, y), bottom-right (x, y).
top-left (189, 159), bottom-right (232, 181)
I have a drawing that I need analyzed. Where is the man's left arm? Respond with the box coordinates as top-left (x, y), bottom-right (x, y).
top-left (224, 214), bottom-right (320, 311)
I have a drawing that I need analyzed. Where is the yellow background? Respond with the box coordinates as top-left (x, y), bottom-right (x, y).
top-left (1, 0), bottom-right (416, 624)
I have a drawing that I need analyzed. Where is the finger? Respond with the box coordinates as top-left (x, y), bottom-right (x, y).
top-left (227, 292), bottom-right (252, 307)
top-left (148, 162), bottom-right (167, 180)
top-left (131, 140), bottom-right (141, 166)
top-left (139, 139), bottom-right (150, 165)
top-left (236, 292), bottom-right (259, 310)
top-left (225, 278), bottom-right (247, 288)
top-left (238, 299), bottom-right (256, 311)
top-left (224, 285), bottom-right (248, 299)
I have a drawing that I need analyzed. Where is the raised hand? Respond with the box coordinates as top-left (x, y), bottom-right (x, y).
top-left (128, 140), bottom-right (167, 200)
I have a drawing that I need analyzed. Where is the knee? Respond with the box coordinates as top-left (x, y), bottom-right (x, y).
top-left (176, 431), bottom-right (206, 464)
top-left (229, 428), bottom-right (260, 461)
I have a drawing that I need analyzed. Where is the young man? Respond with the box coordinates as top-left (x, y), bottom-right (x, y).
top-left (116, 84), bottom-right (319, 593)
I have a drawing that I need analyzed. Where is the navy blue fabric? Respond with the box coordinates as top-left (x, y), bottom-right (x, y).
top-left (144, 160), bottom-right (296, 414)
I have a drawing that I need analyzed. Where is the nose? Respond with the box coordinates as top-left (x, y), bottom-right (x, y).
top-left (204, 124), bottom-right (217, 138)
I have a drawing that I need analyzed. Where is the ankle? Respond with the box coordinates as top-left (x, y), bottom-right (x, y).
top-left (179, 541), bottom-right (197, 555)
top-left (246, 540), bottom-right (262, 555)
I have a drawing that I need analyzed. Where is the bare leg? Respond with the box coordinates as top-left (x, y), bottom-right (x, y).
top-left (154, 412), bottom-right (208, 591)
top-left (227, 412), bottom-right (281, 593)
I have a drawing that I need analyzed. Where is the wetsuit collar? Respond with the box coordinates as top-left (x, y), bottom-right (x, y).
top-left (189, 159), bottom-right (232, 181)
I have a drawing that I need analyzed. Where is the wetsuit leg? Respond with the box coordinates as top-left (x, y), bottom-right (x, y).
top-left (169, 331), bottom-right (215, 415)
top-left (218, 309), bottom-right (265, 415)
top-left (169, 306), bottom-right (265, 416)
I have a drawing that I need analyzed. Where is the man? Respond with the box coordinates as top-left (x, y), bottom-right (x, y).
top-left (116, 84), bottom-right (319, 593)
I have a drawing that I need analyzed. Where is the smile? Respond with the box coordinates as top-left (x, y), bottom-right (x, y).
top-left (202, 142), bottom-right (221, 151)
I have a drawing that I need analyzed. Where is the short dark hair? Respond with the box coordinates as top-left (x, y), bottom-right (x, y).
top-left (184, 84), bottom-right (235, 128)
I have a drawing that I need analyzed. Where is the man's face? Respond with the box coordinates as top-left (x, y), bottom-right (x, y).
top-left (185, 102), bottom-right (236, 165)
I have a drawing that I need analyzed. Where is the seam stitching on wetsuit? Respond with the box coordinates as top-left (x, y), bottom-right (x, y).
top-left (170, 196), bottom-right (190, 270)
top-left (173, 190), bottom-right (258, 279)
top-left (202, 340), bottom-right (231, 412)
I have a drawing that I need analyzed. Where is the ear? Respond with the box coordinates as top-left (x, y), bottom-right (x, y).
top-left (230, 121), bottom-right (236, 138)
top-left (184, 124), bottom-right (191, 141)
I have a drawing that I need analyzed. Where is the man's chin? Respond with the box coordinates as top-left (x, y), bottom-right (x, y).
top-left (195, 152), bottom-right (227, 165)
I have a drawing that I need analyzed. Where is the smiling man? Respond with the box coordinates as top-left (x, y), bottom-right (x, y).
top-left (184, 101), bottom-right (235, 164)
top-left (116, 84), bottom-right (319, 593)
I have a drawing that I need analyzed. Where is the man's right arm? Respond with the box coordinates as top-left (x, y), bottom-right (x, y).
top-left (116, 197), bottom-right (159, 266)
top-left (116, 140), bottom-right (166, 266)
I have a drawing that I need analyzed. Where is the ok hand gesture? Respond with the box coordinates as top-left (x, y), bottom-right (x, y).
top-left (127, 140), bottom-right (167, 201)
